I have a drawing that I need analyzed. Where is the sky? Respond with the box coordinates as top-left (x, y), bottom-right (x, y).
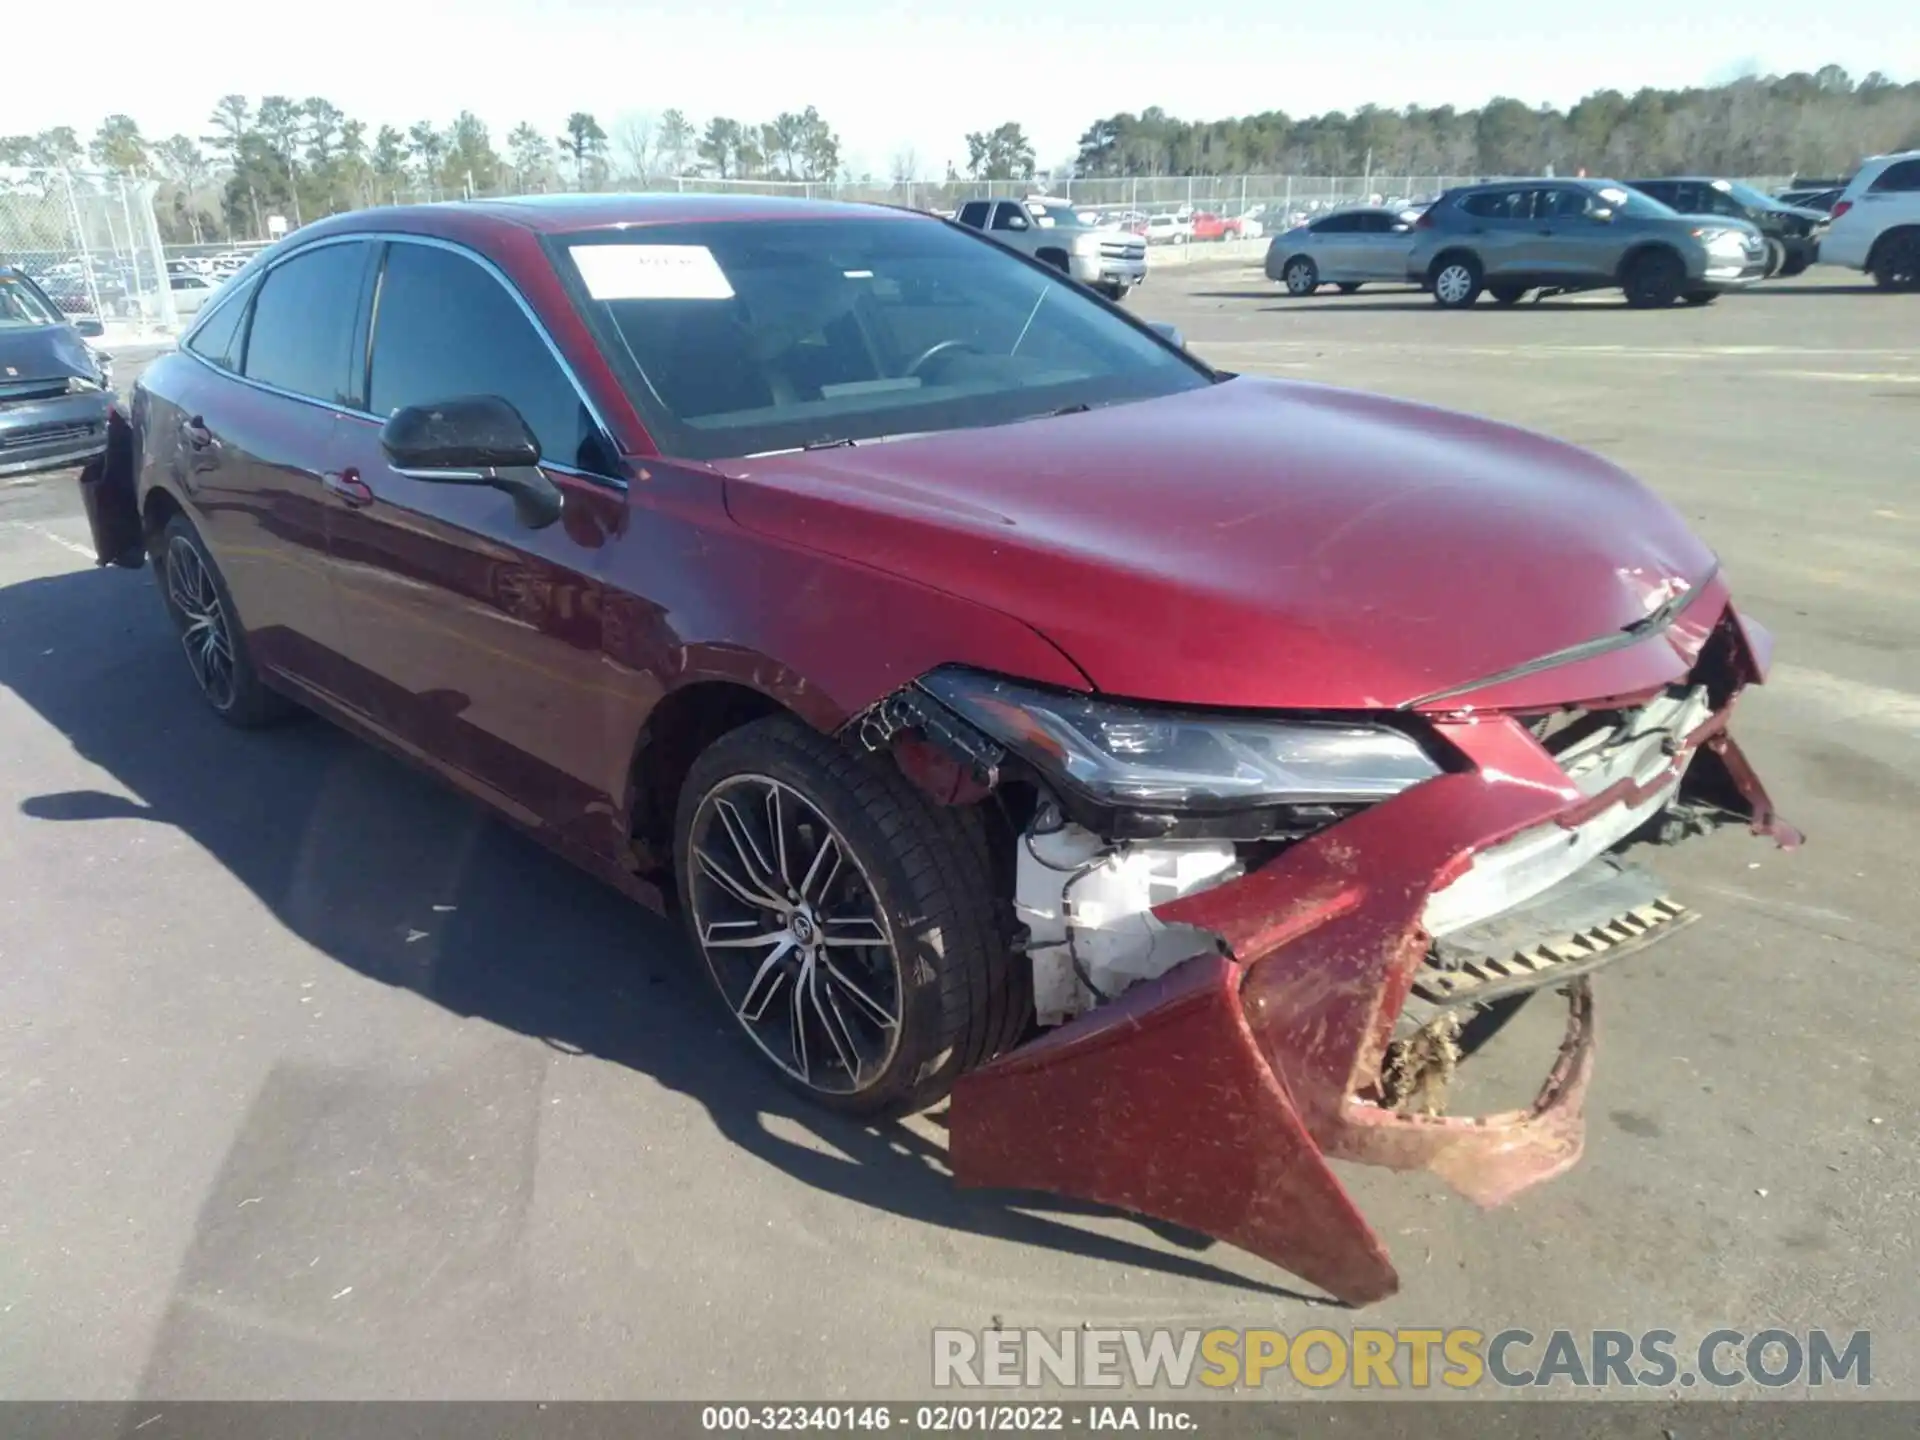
top-left (6, 0), bottom-right (1916, 178)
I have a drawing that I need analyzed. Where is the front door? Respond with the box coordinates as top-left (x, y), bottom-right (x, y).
top-left (323, 237), bottom-right (634, 854)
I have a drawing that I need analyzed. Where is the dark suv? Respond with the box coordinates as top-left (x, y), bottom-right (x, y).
top-left (1405, 179), bottom-right (1768, 308)
top-left (1627, 178), bottom-right (1827, 277)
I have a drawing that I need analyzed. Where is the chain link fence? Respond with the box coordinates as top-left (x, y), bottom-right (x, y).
top-left (0, 168), bottom-right (177, 336)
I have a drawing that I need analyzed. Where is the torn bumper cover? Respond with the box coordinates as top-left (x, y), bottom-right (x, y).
top-left (948, 620), bottom-right (1799, 1306)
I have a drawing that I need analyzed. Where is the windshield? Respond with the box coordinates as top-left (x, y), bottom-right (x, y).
top-left (0, 272), bottom-right (63, 329)
top-left (557, 217), bottom-right (1209, 460)
top-left (1717, 180), bottom-right (1780, 210)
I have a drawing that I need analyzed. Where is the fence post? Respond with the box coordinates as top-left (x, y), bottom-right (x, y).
top-left (59, 170), bottom-right (105, 321)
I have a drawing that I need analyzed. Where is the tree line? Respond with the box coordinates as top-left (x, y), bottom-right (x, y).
top-left (4, 65), bottom-right (1913, 245)
top-left (0, 99), bottom-right (854, 244)
top-left (1073, 67), bottom-right (1920, 181)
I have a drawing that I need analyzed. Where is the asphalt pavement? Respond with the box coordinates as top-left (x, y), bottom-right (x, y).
top-left (1, 279), bottom-right (1914, 1400)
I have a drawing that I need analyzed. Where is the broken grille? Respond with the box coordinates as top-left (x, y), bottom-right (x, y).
top-left (1402, 858), bottom-right (1696, 1035)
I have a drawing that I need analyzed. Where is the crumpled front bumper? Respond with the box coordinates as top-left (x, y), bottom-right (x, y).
top-left (948, 603), bottom-right (1798, 1305)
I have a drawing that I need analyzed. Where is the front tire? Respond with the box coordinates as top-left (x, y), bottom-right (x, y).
top-left (1337, 281), bottom-right (1362, 294)
top-left (1489, 284), bottom-right (1527, 306)
top-left (674, 715), bottom-right (1026, 1117)
top-left (1763, 238), bottom-right (1786, 278)
top-left (1623, 248), bottom-right (1685, 308)
top-left (153, 514), bottom-right (293, 728)
top-left (1682, 290), bottom-right (1718, 306)
top-left (1282, 256), bottom-right (1319, 295)
top-left (1096, 281), bottom-right (1131, 302)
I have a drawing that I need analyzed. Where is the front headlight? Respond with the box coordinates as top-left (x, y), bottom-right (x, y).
top-left (66, 375), bottom-right (102, 393)
top-left (919, 668), bottom-right (1442, 810)
top-left (1071, 232), bottom-right (1103, 255)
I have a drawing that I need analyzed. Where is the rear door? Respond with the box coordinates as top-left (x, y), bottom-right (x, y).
top-left (1305, 213), bottom-right (1357, 275)
top-left (155, 241), bottom-right (372, 686)
top-left (323, 236), bottom-right (631, 846)
top-left (1455, 187), bottom-right (1538, 278)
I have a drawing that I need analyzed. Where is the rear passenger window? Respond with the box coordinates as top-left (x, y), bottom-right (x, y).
top-left (1869, 159), bottom-right (1920, 192)
top-left (184, 277), bottom-right (257, 371)
top-left (242, 242), bottom-right (370, 403)
top-left (368, 241), bottom-right (608, 475)
top-left (1312, 214), bottom-right (1355, 233)
top-left (1460, 190), bottom-right (1531, 220)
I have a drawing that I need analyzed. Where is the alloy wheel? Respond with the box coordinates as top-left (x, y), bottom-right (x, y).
top-left (1285, 260), bottom-right (1315, 294)
top-left (688, 774), bottom-right (904, 1096)
top-left (1435, 264), bottom-right (1474, 305)
top-left (166, 535), bottom-right (237, 711)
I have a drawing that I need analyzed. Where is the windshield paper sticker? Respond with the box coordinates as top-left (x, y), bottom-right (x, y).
top-left (570, 244), bottom-right (735, 300)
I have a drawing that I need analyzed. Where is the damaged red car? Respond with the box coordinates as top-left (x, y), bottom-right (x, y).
top-left (80, 195), bottom-right (1798, 1305)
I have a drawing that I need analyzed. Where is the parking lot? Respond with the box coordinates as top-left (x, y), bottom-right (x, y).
top-left (1, 269), bottom-right (1914, 1401)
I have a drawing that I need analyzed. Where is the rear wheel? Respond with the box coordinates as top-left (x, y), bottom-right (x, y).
top-left (153, 514), bottom-right (294, 728)
top-left (1337, 281), bottom-right (1362, 294)
top-left (1622, 248), bottom-right (1685, 308)
top-left (1430, 256), bottom-right (1482, 308)
top-left (1779, 249), bottom-right (1810, 278)
top-left (1682, 290), bottom-right (1718, 306)
top-left (1870, 231), bottom-right (1920, 291)
top-left (1489, 284), bottom-right (1528, 306)
top-left (674, 715), bottom-right (1026, 1117)
top-left (1282, 256), bottom-right (1319, 295)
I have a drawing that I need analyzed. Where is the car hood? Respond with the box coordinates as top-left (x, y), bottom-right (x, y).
top-left (719, 376), bottom-right (1719, 711)
top-left (0, 324), bottom-right (100, 387)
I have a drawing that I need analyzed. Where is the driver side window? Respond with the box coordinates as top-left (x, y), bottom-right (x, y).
top-left (989, 203), bottom-right (1029, 233)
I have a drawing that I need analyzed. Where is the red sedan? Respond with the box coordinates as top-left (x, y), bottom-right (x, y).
top-left (78, 195), bottom-right (1796, 1304)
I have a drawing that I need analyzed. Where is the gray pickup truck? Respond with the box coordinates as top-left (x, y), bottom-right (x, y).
top-left (954, 197), bottom-right (1148, 301)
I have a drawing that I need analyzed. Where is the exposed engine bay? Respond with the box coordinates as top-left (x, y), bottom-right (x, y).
top-left (848, 596), bottom-right (1800, 1305)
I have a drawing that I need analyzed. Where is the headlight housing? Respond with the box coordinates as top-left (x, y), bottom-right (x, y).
top-left (66, 375), bottom-right (102, 393)
top-left (919, 668), bottom-right (1443, 812)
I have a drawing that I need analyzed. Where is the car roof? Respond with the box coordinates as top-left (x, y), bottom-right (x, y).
top-left (409, 191), bottom-right (908, 233)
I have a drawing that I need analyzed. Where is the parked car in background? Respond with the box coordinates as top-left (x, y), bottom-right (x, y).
top-left (1144, 213), bottom-right (1190, 245)
top-left (168, 272), bottom-right (222, 316)
top-left (1626, 178), bottom-right (1827, 277)
top-left (1406, 179), bottom-right (1767, 308)
top-left (1817, 150), bottom-right (1920, 290)
top-left (953, 197), bottom-right (1147, 301)
top-left (1776, 178), bottom-right (1849, 211)
top-left (0, 265), bottom-right (113, 477)
top-left (76, 193), bottom-right (1795, 1306)
top-left (1266, 207), bottom-right (1419, 295)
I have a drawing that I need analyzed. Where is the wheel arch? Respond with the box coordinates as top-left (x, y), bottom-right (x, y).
top-left (1865, 224), bottom-right (1920, 271)
top-left (141, 483), bottom-right (185, 558)
top-left (1425, 247), bottom-right (1481, 281)
top-left (1034, 246), bottom-right (1071, 273)
top-left (1615, 240), bottom-right (1685, 281)
top-left (624, 676), bottom-right (805, 868)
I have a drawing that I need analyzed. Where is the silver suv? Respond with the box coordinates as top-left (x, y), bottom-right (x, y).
top-left (1405, 179), bottom-right (1768, 308)
top-left (954, 197), bottom-right (1148, 301)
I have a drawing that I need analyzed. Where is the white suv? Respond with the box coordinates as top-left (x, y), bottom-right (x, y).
top-left (1819, 150), bottom-right (1920, 289)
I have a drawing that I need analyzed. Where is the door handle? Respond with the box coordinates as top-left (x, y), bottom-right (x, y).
top-left (181, 416), bottom-right (214, 450)
top-left (322, 467), bottom-right (374, 507)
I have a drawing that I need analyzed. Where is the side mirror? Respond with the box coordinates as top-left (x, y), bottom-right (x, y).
top-left (73, 316), bottom-right (105, 338)
top-left (1588, 207), bottom-right (1615, 224)
top-left (1148, 321), bottom-right (1186, 350)
top-left (379, 395), bottom-right (563, 529)
top-left (1006, 214), bottom-right (1029, 231)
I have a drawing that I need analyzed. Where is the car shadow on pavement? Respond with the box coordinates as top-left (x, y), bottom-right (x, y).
top-left (1, 564), bottom-right (1310, 1306)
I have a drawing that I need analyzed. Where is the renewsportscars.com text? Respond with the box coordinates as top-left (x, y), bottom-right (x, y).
top-left (932, 1327), bottom-right (1872, 1391)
